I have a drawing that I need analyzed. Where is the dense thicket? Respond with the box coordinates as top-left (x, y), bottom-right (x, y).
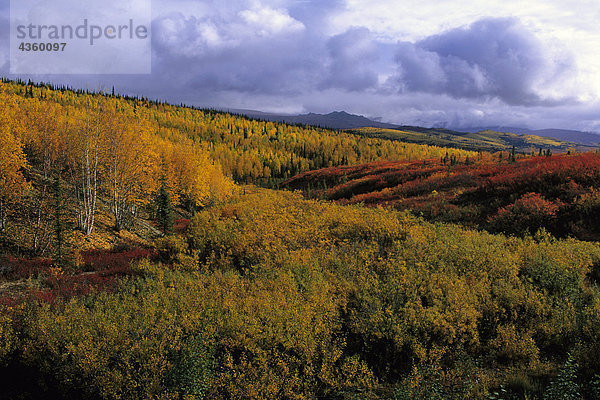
top-left (2, 189), bottom-right (600, 399)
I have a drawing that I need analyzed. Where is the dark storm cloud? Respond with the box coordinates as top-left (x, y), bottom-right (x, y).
top-left (394, 17), bottom-right (575, 106)
top-left (151, 12), bottom-right (324, 95)
top-left (2, 2), bottom-right (596, 132)
top-left (320, 27), bottom-right (379, 91)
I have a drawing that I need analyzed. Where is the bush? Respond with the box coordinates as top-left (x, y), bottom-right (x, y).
top-left (543, 353), bottom-right (580, 400)
top-left (0, 309), bottom-right (15, 366)
top-left (489, 193), bottom-right (562, 235)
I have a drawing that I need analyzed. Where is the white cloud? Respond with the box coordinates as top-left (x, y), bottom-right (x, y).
top-left (238, 6), bottom-right (305, 36)
top-left (153, 2), bottom-right (305, 57)
top-left (334, 0), bottom-right (600, 102)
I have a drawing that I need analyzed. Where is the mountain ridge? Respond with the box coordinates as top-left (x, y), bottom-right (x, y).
top-left (228, 108), bottom-right (600, 147)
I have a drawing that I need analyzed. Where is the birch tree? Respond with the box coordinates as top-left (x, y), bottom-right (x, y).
top-left (67, 97), bottom-right (103, 235)
top-left (104, 109), bottom-right (159, 231)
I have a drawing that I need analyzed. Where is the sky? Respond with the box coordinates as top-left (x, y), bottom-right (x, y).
top-left (2, 0), bottom-right (600, 131)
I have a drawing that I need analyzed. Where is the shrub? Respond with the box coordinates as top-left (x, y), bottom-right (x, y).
top-left (489, 193), bottom-right (562, 235)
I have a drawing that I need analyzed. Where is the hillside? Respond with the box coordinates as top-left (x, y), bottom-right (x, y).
top-left (0, 80), bottom-right (481, 186)
top-left (3, 81), bottom-right (600, 399)
top-left (232, 108), bottom-right (600, 148)
top-left (350, 126), bottom-right (595, 153)
top-left (283, 151), bottom-right (600, 240)
top-left (2, 187), bottom-right (600, 399)
top-left (459, 126), bottom-right (600, 146)
top-left (0, 79), bottom-right (481, 258)
top-left (241, 109), bottom-right (593, 154)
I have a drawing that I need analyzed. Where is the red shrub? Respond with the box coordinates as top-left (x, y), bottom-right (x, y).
top-left (174, 218), bottom-right (191, 234)
top-left (0, 256), bottom-right (53, 281)
top-left (81, 247), bottom-right (157, 273)
top-left (489, 193), bottom-right (563, 234)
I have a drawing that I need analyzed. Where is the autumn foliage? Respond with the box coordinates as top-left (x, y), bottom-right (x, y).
top-left (3, 80), bottom-right (600, 399)
top-left (0, 80), bottom-right (235, 259)
top-left (1, 189), bottom-right (600, 398)
top-left (284, 152), bottom-right (600, 239)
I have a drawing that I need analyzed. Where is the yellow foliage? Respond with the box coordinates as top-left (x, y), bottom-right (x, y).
top-left (0, 125), bottom-right (29, 202)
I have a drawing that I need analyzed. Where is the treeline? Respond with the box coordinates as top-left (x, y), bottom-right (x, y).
top-left (2, 189), bottom-right (600, 399)
top-left (0, 81), bottom-right (234, 255)
top-left (2, 79), bottom-right (478, 185)
top-left (283, 152), bottom-right (600, 240)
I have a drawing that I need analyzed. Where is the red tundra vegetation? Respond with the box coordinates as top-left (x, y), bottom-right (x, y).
top-left (283, 152), bottom-right (600, 239)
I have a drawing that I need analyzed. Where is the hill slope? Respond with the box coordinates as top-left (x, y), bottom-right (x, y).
top-left (232, 108), bottom-right (600, 147)
top-left (283, 152), bottom-right (600, 240)
top-left (350, 126), bottom-right (595, 153)
top-left (460, 126), bottom-right (600, 146)
top-left (3, 81), bottom-right (600, 400)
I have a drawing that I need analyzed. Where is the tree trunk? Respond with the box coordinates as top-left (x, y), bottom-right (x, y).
top-left (75, 98), bottom-right (101, 235)
top-left (0, 199), bottom-right (6, 232)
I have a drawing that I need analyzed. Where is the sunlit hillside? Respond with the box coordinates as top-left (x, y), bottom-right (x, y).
top-left (351, 126), bottom-right (593, 153)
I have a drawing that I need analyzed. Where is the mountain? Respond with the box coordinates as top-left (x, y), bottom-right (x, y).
top-left (231, 109), bottom-right (600, 147)
top-left (229, 109), bottom-right (399, 129)
top-left (275, 111), bottom-right (400, 129)
top-left (528, 129), bottom-right (600, 146)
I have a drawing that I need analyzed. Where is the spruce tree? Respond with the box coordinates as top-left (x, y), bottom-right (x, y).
top-left (156, 178), bottom-right (174, 235)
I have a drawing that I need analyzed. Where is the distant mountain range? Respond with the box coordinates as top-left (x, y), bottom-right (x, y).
top-left (230, 109), bottom-right (600, 147)
top-left (228, 109), bottom-right (399, 130)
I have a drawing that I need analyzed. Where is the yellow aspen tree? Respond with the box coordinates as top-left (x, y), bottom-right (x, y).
top-left (21, 99), bottom-right (66, 253)
top-left (0, 86), bottom-right (30, 230)
top-left (157, 140), bottom-right (183, 206)
top-left (0, 130), bottom-right (29, 230)
top-left (65, 97), bottom-right (103, 235)
top-left (162, 140), bottom-right (233, 209)
top-left (104, 110), bottom-right (160, 230)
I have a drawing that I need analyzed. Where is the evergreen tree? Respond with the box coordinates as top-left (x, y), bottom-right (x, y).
top-left (155, 178), bottom-right (174, 235)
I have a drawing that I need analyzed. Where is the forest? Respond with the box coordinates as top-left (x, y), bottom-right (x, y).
top-left (1, 80), bottom-right (600, 399)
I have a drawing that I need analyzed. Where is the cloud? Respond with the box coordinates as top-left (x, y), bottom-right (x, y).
top-left (150, 7), bottom-right (320, 96)
top-left (2, 1), bottom-right (597, 133)
top-left (238, 6), bottom-right (305, 36)
top-left (153, 5), bottom-right (305, 57)
top-left (0, 15), bottom-right (8, 75)
top-left (393, 17), bottom-right (576, 106)
top-left (286, 0), bottom-right (346, 31)
top-left (320, 27), bottom-right (379, 91)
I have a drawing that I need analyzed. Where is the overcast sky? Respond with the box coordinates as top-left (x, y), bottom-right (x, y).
top-left (2, 0), bottom-right (600, 131)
